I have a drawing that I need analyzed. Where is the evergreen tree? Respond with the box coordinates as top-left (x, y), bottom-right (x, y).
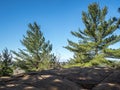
top-left (65, 3), bottom-right (120, 63)
top-left (13, 22), bottom-right (55, 71)
top-left (0, 48), bottom-right (13, 76)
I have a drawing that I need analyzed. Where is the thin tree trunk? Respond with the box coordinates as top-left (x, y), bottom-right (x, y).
top-left (95, 46), bottom-right (98, 55)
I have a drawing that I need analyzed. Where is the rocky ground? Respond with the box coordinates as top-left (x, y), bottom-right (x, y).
top-left (0, 67), bottom-right (120, 90)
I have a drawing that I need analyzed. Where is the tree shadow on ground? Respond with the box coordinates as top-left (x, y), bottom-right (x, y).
top-left (0, 70), bottom-right (82, 90)
top-left (0, 67), bottom-right (120, 90)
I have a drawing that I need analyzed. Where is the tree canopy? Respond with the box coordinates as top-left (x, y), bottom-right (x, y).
top-left (13, 22), bottom-right (56, 71)
top-left (65, 3), bottom-right (120, 64)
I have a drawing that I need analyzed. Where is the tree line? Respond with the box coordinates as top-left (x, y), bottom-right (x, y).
top-left (0, 3), bottom-right (120, 76)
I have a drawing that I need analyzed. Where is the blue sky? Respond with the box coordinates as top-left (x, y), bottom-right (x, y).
top-left (0, 0), bottom-right (120, 61)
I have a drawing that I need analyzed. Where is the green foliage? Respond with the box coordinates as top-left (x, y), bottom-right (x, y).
top-left (65, 3), bottom-right (120, 65)
top-left (12, 60), bottom-right (29, 72)
top-left (63, 55), bottom-right (110, 68)
top-left (63, 63), bottom-right (83, 68)
top-left (105, 48), bottom-right (120, 59)
top-left (87, 54), bottom-right (110, 67)
top-left (12, 22), bottom-right (56, 71)
top-left (0, 48), bottom-right (13, 76)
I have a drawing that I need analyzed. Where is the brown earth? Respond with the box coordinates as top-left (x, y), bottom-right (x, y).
top-left (0, 67), bottom-right (120, 90)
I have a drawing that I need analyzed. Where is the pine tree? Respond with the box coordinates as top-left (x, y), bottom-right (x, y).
top-left (65, 3), bottom-right (120, 63)
top-left (13, 22), bottom-right (54, 71)
top-left (0, 48), bottom-right (13, 76)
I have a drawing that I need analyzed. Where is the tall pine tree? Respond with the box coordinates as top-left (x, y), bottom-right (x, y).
top-left (13, 22), bottom-right (55, 71)
top-left (65, 3), bottom-right (120, 63)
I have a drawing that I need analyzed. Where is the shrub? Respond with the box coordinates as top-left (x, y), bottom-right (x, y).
top-left (0, 48), bottom-right (13, 76)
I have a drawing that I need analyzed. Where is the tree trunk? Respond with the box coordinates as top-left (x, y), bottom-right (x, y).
top-left (95, 46), bottom-right (98, 55)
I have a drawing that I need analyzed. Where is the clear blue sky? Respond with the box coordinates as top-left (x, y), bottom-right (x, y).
top-left (0, 0), bottom-right (120, 61)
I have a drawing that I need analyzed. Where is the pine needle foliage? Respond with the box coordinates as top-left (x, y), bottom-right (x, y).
top-left (0, 48), bottom-right (13, 76)
top-left (12, 22), bottom-right (55, 71)
top-left (65, 3), bottom-right (120, 64)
